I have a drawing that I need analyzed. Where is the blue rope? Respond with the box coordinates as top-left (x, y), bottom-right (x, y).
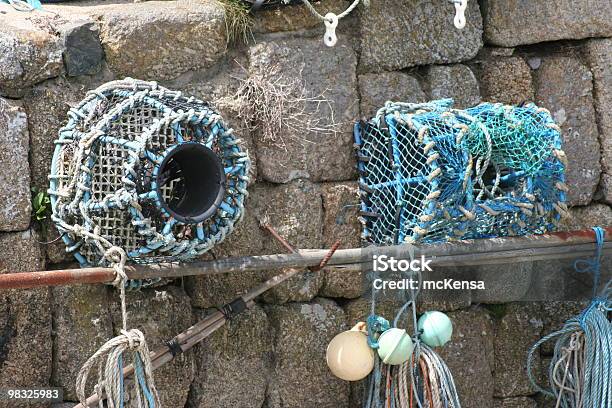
top-left (118, 355), bottom-right (125, 408)
top-left (527, 226), bottom-right (611, 407)
top-left (134, 353), bottom-right (156, 408)
top-left (574, 226), bottom-right (605, 297)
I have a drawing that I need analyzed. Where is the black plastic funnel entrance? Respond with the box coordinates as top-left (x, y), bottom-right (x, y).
top-left (156, 142), bottom-right (226, 224)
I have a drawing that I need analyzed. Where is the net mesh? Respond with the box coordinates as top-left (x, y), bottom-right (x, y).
top-left (355, 99), bottom-right (567, 245)
top-left (49, 79), bottom-right (250, 274)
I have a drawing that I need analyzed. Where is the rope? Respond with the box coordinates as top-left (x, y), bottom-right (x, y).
top-left (300, 0), bottom-right (361, 21)
top-left (75, 246), bottom-right (161, 408)
top-left (573, 226), bottom-right (605, 297)
top-left (298, 0), bottom-right (467, 46)
top-left (526, 227), bottom-right (611, 408)
top-left (299, 0), bottom-right (467, 28)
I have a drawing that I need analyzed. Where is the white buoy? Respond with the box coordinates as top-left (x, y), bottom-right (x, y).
top-left (326, 322), bottom-right (375, 381)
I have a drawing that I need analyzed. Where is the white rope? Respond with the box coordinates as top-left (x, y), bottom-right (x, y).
top-left (75, 246), bottom-right (161, 408)
top-left (300, 0), bottom-right (361, 20)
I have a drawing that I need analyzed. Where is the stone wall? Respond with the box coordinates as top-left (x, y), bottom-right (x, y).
top-left (0, 0), bottom-right (610, 407)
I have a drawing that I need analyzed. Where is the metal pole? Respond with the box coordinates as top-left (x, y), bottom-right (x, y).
top-left (1, 227), bottom-right (611, 291)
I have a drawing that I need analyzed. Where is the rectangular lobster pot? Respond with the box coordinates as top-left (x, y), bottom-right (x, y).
top-left (354, 99), bottom-right (567, 246)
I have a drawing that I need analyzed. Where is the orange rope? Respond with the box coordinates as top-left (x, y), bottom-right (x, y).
top-left (420, 358), bottom-right (433, 408)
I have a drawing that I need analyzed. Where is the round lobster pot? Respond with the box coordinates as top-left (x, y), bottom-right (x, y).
top-left (49, 79), bottom-right (250, 268)
top-left (354, 99), bottom-right (567, 245)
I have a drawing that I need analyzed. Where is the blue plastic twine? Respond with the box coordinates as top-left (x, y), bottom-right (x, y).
top-left (366, 315), bottom-right (390, 349)
top-left (573, 226), bottom-right (605, 298)
top-left (134, 354), bottom-right (156, 407)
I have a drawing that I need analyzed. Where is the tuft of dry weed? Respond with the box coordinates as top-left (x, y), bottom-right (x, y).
top-left (215, 66), bottom-right (342, 150)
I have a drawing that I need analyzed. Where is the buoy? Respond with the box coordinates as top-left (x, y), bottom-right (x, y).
top-left (326, 323), bottom-right (375, 381)
top-left (418, 311), bottom-right (453, 347)
top-left (377, 328), bottom-right (414, 365)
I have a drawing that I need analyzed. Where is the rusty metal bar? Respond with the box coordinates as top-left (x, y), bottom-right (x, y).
top-left (1, 227), bottom-right (610, 291)
top-left (0, 268), bottom-right (115, 290)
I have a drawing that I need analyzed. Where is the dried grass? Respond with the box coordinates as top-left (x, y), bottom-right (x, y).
top-left (215, 66), bottom-right (342, 150)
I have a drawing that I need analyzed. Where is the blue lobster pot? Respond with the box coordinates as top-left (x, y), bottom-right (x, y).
top-left (354, 99), bottom-right (567, 245)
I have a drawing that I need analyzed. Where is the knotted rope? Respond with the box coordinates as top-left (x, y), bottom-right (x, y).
top-left (527, 227), bottom-right (611, 408)
top-left (76, 246), bottom-right (161, 408)
top-left (574, 226), bottom-right (606, 298)
top-left (300, 0), bottom-right (362, 21)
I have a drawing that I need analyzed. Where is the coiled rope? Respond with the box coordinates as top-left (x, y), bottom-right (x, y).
top-left (76, 246), bottom-right (160, 408)
top-left (527, 227), bottom-right (611, 408)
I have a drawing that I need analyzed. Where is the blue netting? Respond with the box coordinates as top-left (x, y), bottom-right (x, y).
top-left (354, 99), bottom-right (567, 245)
top-left (1, 0), bottom-right (41, 9)
top-left (49, 79), bottom-right (250, 271)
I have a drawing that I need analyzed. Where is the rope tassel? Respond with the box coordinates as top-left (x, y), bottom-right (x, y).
top-left (362, 277), bottom-right (461, 408)
top-left (527, 296), bottom-right (611, 408)
top-left (527, 227), bottom-right (612, 408)
top-left (76, 329), bottom-right (160, 408)
top-left (409, 344), bottom-right (461, 408)
top-left (76, 247), bottom-right (161, 408)
top-left (364, 344), bottom-right (461, 408)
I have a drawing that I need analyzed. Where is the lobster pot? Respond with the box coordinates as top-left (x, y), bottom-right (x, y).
top-left (49, 79), bottom-right (250, 267)
top-left (354, 99), bottom-right (567, 245)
